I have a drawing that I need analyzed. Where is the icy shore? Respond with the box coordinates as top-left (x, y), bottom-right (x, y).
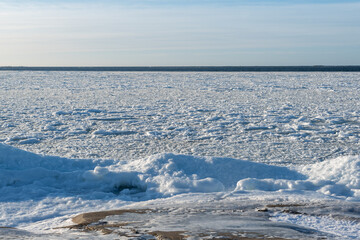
top-left (1, 71), bottom-right (360, 239)
top-left (0, 143), bottom-right (359, 239)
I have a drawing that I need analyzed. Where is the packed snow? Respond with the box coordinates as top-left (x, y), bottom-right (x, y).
top-left (2, 143), bottom-right (359, 200)
top-left (0, 71), bottom-right (360, 239)
top-left (1, 143), bottom-right (360, 238)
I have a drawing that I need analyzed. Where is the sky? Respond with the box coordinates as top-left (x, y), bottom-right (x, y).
top-left (0, 0), bottom-right (360, 66)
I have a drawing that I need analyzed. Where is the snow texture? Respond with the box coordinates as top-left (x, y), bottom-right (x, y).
top-left (1, 72), bottom-right (360, 239)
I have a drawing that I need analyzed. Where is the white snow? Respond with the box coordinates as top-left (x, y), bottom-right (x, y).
top-left (1, 143), bottom-right (359, 200)
top-left (92, 129), bottom-right (137, 136)
top-left (301, 156), bottom-right (360, 198)
top-left (0, 143), bottom-right (360, 238)
top-left (0, 71), bottom-right (360, 239)
top-left (1, 71), bottom-right (360, 163)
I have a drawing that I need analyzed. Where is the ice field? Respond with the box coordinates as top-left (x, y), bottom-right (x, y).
top-left (0, 71), bottom-right (360, 239)
top-left (1, 71), bottom-right (360, 164)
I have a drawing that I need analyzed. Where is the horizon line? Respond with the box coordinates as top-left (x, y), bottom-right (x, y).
top-left (1, 65), bottom-right (360, 72)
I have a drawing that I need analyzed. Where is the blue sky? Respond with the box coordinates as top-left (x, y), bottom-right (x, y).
top-left (0, 0), bottom-right (359, 66)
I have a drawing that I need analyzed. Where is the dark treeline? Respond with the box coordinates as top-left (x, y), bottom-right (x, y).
top-left (1, 66), bottom-right (360, 72)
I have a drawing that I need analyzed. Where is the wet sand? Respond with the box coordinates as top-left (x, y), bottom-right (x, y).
top-left (61, 203), bottom-right (337, 239)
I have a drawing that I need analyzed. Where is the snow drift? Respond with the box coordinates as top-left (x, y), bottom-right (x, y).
top-left (1, 143), bottom-right (360, 201)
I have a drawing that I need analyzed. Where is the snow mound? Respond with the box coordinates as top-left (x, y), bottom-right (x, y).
top-left (301, 156), bottom-right (360, 197)
top-left (234, 156), bottom-right (360, 199)
top-left (125, 153), bottom-right (305, 195)
top-left (0, 144), bottom-right (145, 200)
top-left (1, 143), bottom-right (360, 200)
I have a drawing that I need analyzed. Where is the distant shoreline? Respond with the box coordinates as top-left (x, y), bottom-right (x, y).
top-left (1, 66), bottom-right (360, 72)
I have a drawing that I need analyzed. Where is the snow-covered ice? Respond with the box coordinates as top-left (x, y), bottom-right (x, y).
top-left (1, 71), bottom-right (360, 163)
top-left (0, 71), bottom-right (360, 239)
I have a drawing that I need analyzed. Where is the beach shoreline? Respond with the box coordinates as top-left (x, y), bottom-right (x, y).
top-left (53, 199), bottom-right (357, 239)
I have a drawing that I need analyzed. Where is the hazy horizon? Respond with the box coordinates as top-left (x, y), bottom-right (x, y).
top-left (1, 0), bottom-right (360, 66)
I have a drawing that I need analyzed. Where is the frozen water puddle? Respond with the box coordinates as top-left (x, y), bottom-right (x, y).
top-left (60, 203), bottom-right (348, 239)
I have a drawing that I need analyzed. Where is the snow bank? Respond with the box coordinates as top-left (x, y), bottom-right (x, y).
top-left (124, 153), bottom-right (305, 195)
top-left (1, 143), bottom-right (360, 201)
top-left (301, 156), bottom-right (360, 198)
top-left (234, 156), bottom-right (360, 199)
top-left (0, 144), bottom-right (145, 200)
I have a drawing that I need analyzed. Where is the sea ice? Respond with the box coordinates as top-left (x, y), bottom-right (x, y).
top-left (1, 71), bottom-right (360, 239)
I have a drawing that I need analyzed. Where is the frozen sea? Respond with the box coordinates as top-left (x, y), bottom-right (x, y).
top-left (0, 71), bottom-right (360, 239)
